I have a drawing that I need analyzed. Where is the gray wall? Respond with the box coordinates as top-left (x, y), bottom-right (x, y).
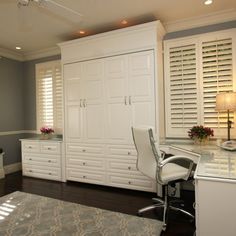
top-left (0, 57), bottom-right (24, 165)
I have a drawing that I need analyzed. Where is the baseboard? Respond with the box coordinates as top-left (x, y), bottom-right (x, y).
top-left (4, 162), bottom-right (22, 175)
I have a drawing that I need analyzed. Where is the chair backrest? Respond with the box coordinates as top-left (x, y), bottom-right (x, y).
top-left (131, 126), bottom-right (161, 180)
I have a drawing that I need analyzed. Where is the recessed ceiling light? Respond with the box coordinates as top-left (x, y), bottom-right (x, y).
top-left (204, 0), bottom-right (213, 5)
top-left (16, 46), bottom-right (21, 50)
top-left (79, 30), bottom-right (85, 35)
top-left (121, 20), bottom-right (128, 25)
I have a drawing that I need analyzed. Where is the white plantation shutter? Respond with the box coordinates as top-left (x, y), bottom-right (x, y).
top-left (165, 42), bottom-right (199, 137)
top-left (202, 38), bottom-right (234, 130)
top-left (165, 30), bottom-right (236, 138)
top-left (36, 60), bottom-right (62, 134)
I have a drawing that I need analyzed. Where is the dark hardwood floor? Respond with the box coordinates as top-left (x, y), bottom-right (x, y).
top-left (0, 172), bottom-right (195, 236)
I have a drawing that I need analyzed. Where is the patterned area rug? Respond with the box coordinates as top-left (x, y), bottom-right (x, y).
top-left (0, 191), bottom-right (163, 236)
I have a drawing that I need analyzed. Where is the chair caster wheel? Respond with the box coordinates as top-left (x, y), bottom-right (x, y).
top-left (137, 212), bottom-right (143, 217)
top-left (162, 224), bottom-right (167, 231)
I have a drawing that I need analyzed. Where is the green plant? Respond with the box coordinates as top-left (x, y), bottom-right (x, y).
top-left (188, 125), bottom-right (214, 141)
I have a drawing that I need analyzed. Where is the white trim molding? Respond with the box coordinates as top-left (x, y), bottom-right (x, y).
top-left (4, 162), bottom-right (22, 175)
top-left (164, 9), bottom-right (236, 33)
top-left (0, 130), bottom-right (37, 136)
top-left (0, 47), bottom-right (24, 61)
top-left (23, 46), bottom-right (60, 61)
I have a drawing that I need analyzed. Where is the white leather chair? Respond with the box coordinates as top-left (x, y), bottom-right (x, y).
top-left (131, 126), bottom-right (195, 231)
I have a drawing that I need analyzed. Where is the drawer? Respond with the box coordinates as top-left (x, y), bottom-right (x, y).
top-left (66, 156), bottom-right (105, 170)
top-left (23, 165), bottom-right (61, 181)
top-left (22, 141), bottom-right (40, 153)
top-left (23, 154), bottom-right (60, 167)
top-left (40, 142), bottom-right (61, 154)
top-left (66, 168), bottom-right (106, 185)
top-left (107, 159), bottom-right (143, 176)
top-left (107, 145), bottom-right (137, 160)
top-left (107, 174), bottom-right (154, 192)
top-left (66, 143), bottom-right (104, 155)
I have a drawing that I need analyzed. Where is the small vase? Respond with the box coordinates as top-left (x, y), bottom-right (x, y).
top-left (40, 133), bottom-right (52, 140)
top-left (194, 137), bottom-right (209, 145)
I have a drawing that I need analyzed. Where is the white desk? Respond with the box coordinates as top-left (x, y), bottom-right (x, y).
top-left (167, 143), bottom-right (236, 236)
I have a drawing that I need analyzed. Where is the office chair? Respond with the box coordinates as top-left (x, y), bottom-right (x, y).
top-left (131, 126), bottom-right (195, 231)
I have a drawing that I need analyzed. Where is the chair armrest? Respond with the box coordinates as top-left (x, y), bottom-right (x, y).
top-left (158, 155), bottom-right (195, 183)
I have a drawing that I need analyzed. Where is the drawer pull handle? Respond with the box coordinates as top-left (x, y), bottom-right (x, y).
top-left (48, 160), bottom-right (51, 163)
top-left (83, 175), bottom-right (86, 178)
top-left (29, 170), bottom-right (32, 172)
top-left (128, 152), bottom-right (131, 155)
top-left (128, 166), bottom-right (131, 170)
top-left (47, 147), bottom-right (52, 150)
top-left (28, 146), bottom-right (32, 149)
top-left (82, 149), bottom-right (86, 152)
top-left (128, 181), bottom-right (131, 185)
top-left (29, 158), bottom-right (32, 161)
top-left (49, 173), bottom-right (52, 175)
top-left (83, 162), bottom-right (86, 165)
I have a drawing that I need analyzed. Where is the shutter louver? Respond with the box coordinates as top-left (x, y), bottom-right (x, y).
top-left (36, 61), bottom-right (62, 134)
top-left (169, 44), bottom-right (198, 130)
top-left (202, 38), bottom-right (234, 129)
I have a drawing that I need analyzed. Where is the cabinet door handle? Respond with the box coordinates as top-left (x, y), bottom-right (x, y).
top-left (128, 151), bottom-right (131, 155)
top-left (28, 146), bottom-right (32, 149)
top-left (124, 96), bottom-right (127, 105)
top-left (80, 99), bottom-right (82, 108)
top-left (47, 147), bottom-right (51, 150)
top-left (48, 160), bottom-right (51, 163)
top-left (83, 175), bottom-right (86, 178)
top-left (29, 170), bottom-right (32, 172)
top-left (83, 99), bottom-right (86, 107)
top-left (82, 149), bottom-right (86, 152)
top-left (128, 181), bottom-right (131, 185)
top-left (128, 166), bottom-right (131, 170)
top-left (129, 96), bottom-right (131, 105)
top-left (29, 158), bottom-right (32, 161)
top-left (83, 162), bottom-right (86, 165)
top-left (48, 173), bottom-right (52, 175)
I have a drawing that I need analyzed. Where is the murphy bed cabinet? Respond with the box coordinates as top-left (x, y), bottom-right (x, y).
top-left (59, 21), bottom-right (165, 192)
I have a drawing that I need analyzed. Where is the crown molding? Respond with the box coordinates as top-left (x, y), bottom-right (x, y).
top-left (164, 9), bottom-right (236, 33)
top-left (23, 46), bottom-right (60, 61)
top-left (0, 47), bottom-right (24, 61)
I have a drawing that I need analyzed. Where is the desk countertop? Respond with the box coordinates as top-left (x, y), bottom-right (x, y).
top-left (169, 143), bottom-right (236, 182)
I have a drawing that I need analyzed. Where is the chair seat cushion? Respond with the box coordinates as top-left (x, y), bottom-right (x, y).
top-left (161, 163), bottom-right (190, 184)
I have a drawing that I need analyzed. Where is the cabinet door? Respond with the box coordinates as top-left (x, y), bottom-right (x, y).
top-left (128, 51), bottom-right (156, 132)
top-left (64, 63), bottom-right (84, 141)
top-left (105, 55), bottom-right (131, 143)
top-left (83, 60), bottom-right (105, 143)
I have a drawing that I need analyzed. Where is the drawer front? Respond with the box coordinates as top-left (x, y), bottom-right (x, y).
top-left (23, 154), bottom-right (60, 167)
top-left (107, 174), bottom-right (154, 192)
top-left (107, 145), bottom-right (137, 160)
top-left (67, 168), bottom-right (106, 185)
top-left (67, 155), bottom-right (105, 170)
top-left (22, 142), bottom-right (40, 153)
top-left (66, 143), bottom-right (104, 155)
top-left (40, 142), bottom-right (61, 154)
top-left (23, 165), bottom-right (61, 181)
top-left (107, 160), bottom-right (145, 177)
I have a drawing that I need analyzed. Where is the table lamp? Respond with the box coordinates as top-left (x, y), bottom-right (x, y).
top-left (215, 92), bottom-right (236, 140)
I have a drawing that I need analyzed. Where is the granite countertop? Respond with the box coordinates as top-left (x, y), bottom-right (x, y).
top-left (20, 137), bottom-right (63, 142)
top-left (168, 143), bottom-right (236, 182)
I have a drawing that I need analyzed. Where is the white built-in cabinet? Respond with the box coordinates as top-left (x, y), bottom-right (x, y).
top-left (59, 21), bottom-right (165, 192)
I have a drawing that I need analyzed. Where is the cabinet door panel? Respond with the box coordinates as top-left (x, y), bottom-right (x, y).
top-left (107, 103), bottom-right (131, 143)
top-left (84, 104), bottom-right (105, 142)
top-left (105, 56), bottom-right (128, 103)
top-left (64, 63), bottom-right (83, 103)
top-left (66, 105), bottom-right (82, 141)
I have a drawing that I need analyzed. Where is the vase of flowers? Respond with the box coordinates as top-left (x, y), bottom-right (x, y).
top-left (40, 127), bottom-right (54, 140)
top-left (188, 125), bottom-right (214, 145)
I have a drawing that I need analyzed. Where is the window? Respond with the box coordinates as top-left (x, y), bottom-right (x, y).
top-left (164, 29), bottom-right (236, 138)
top-left (36, 60), bottom-right (62, 134)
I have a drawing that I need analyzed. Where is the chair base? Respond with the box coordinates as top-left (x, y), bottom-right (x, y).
top-left (138, 187), bottom-right (194, 231)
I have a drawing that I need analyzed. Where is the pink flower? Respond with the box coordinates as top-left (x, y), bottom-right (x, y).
top-left (40, 127), bottom-right (54, 134)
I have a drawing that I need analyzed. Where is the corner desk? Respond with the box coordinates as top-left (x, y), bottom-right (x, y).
top-left (164, 143), bottom-right (236, 236)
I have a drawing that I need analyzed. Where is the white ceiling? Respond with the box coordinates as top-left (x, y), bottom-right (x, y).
top-left (0, 0), bottom-right (236, 59)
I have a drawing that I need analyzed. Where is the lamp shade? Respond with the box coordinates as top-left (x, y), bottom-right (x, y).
top-left (215, 92), bottom-right (236, 111)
